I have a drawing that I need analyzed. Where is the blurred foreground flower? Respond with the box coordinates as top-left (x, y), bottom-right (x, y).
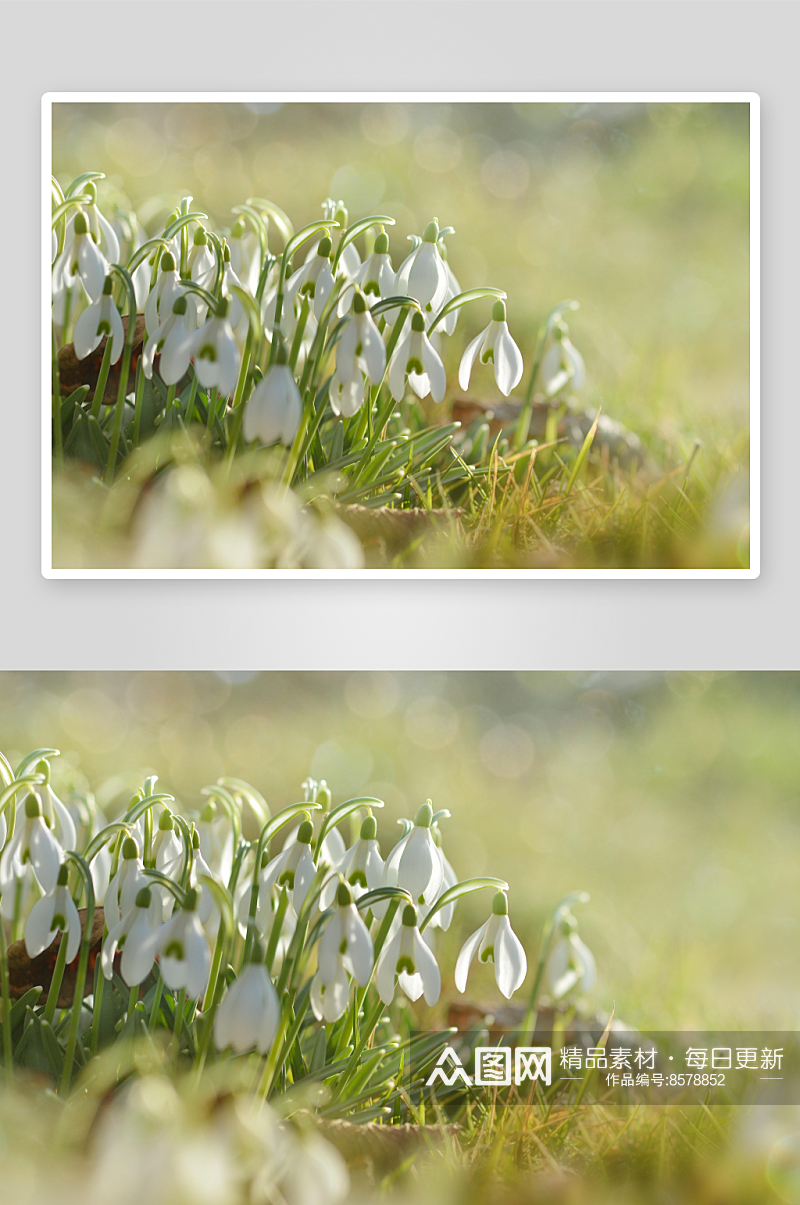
top-left (546, 910), bottom-right (597, 1001)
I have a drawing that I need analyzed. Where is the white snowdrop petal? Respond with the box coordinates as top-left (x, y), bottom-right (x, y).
top-left (454, 921), bottom-right (488, 994)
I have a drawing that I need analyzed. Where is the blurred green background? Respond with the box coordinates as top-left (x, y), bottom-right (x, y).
top-left (52, 100), bottom-right (751, 470)
top-left (1, 671), bottom-right (793, 1031)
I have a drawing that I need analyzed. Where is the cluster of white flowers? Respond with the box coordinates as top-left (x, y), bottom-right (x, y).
top-left (52, 183), bottom-right (566, 461)
top-left (0, 765), bottom-right (551, 1065)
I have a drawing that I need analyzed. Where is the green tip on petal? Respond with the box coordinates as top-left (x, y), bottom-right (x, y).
top-left (85, 181), bottom-right (97, 203)
top-left (411, 311), bottom-right (426, 333)
top-left (318, 235), bottom-right (333, 259)
top-left (422, 219), bottom-right (440, 243)
top-left (122, 837), bottom-right (138, 860)
top-left (24, 794), bottom-right (42, 819)
top-left (161, 250), bottom-right (176, 273)
top-left (337, 881), bottom-right (353, 907)
top-left (57, 863), bottom-right (70, 887)
top-left (297, 819), bottom-right (314, 844)
top-left (74, 212), bottom-right (88, 236)
top-left (402, 903), bottom-right (417, 927)
top-left (492, 299), bottom-right (507, 322)
top-left (135, 887), bottom-right (152, 909)
top-left (360, 814), bottom-right (377, 841)
top-left (414, 801), bottom-right (433, 828)
top-left (374, 231), bottom-right (389, 255)
top-left (192, 829), bottom-right (200, 849)
top-left (492, 891), bottom-right (509, 916)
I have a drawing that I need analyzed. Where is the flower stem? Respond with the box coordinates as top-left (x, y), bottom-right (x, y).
top-left (148, 972), bottom-right (164, 1033)
top-left (131, 360), bottom-right (145, 448)
top-left (43, 930), bottom-right (70, 1025)
top-left (104, 331), bottom-right (135, 484)
top-left (89, 957), bottom-right (104, 1056)
top-left (0, 915), bottom-right (14, 1082)
top-left (52, 328), bottom-right (63, 470)
top-left (90, 337), bottom-right (114, 420)
top-left (224, 330), bottom-right (254, 470)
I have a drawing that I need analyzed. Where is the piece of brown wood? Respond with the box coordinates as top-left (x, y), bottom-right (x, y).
top-left (6, 907), bottom-right (105, 1008)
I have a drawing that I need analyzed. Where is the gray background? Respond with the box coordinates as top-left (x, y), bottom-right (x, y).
top-left (5, 1), bottom-right (792, 670)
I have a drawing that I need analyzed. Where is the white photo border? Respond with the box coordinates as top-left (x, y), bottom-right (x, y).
top-left (41, 91), bottom-right (760, 580)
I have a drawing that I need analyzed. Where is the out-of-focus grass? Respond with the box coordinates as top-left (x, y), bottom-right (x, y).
top-left (53, 100), bottom-right (751, 458)
top-left (1, 671), bottom-right (795, 1031)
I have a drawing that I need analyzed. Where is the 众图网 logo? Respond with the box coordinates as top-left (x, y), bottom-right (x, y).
top-left (425, 1046), bottom-right (552, 1088)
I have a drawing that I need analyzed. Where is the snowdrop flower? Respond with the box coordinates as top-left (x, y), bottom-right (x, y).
top-left (72, 275), bottom-right (125, 365)
top-left (152, 809), bottom-right (182, 872)
top-left (143, 294), bottom-right (196, 382)
top-left (346, 229), bottom-right (395, 309)
top-left (0, 792), bottom-right (63, 895)
top-left (90, 844), bottom-right (112, 905)
top-left (186, 834), bottom-right (218, 926)
top-left (197, 802), bottom-right (234, 883)
top-left (237, 876), bottom-right (297, 971)
top-left (101, 885), bottom-right (162, 986)
top-left (40, 783), bottom-right (77, 852)
top-left (329, 372), bottom-right (366, 419)
top-left (546, 913), bottom-right (597, 1001)
top-left (259, 818), bottom-right (317, 914)
top-left (310, 950), bottom-right (351, 1024)
top-left (321, 814), bottom-right (384, 909)
top-left (104, 836), bottom-right (147, 930)
top-left (540, 322), bottom-right (586, 397)
top-left (285, 235), bottom-right (335, 322)
top-left (214, 959), bottom-right (281, 1054)
top-left (243, 346), bottom-right (302, 447)
top-left (454, 891), bottom-right (527, 1000)
top-left (332, 203), bottom-right (361, 279)
top-left (53, 210), bottom-right (108, 305)
top-left (436, 242), bottom-right (462, 337)
top-left (458, 300), bottom-right (524, 397)
top-left (424, 832), bottom-right (457, 931)
top-left (384, 802), bottom-right (443, 906)
top-left (228, 217), bottom-right (261, 296)
top-left (158, 889), bottom-right (211, 1000)
top-left (394, 219), bottom-right (450, 311)
top-left (388, 311), bottom-right (447, 404)
top-left (221, 249), bottom-right (246, 332)
top-left (311, 882), bottom-right (373, 1022)
top-left (24, 863), bottom-right (81, 963)
top-left (0, 865), bottom-right (38, 922)
top-left (168, 301), bottom-right (240, 397)
top-left (377, 903), bottom-right (441, 1005)
top-left (335, 291), bottom-right (386, 388)
top-left (80, 184), bottom-right (120, 264)
top-left (144, 251), bottom-right (196, 337)
top-left (188, 227), bottom-right (216, 283)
